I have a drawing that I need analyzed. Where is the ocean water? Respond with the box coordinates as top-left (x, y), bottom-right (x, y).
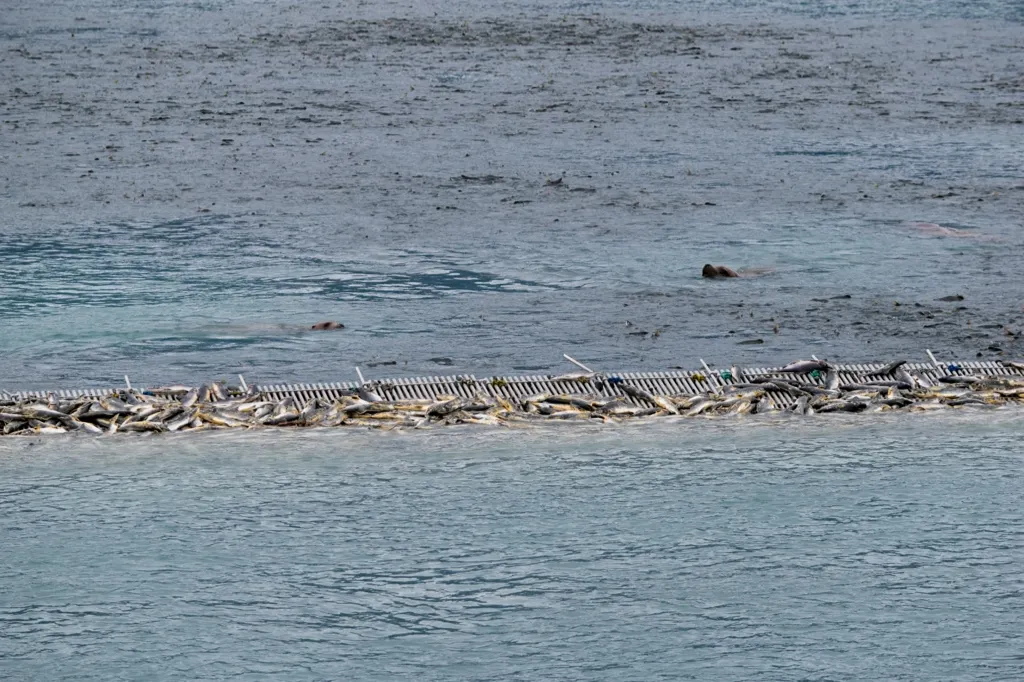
top-left (2, 413), bottom-right (1024, 681)
top-left (1, 0), bottom-right (1023, 679)
top-left (1, 0), bottom-right (1022, 387)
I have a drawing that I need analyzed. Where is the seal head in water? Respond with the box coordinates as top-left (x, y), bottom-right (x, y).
top-left (311, 321), bottom-right (344, 330)
top-left (702, 264), bottom-right (739, 278)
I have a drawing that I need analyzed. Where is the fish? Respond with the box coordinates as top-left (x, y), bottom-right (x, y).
top-left (357, 384), bottom-right (384, 403)
top-left (33, 424), bottom-right (68, 434)
top-left (427, 397), bottom-right (464, 418)
top-left (166, 409), bottom-right (198, 432)
top-left (210, 382), bottom-right (229, 402)
top-left (551, 372), bottom-right (596, 383)
top-left (685, 398), bottom-right (717, 416)
top-left (180, 387), bottom-right (201, 409)
top-left (22, 404), bottom-right (73, 423)
top-left (825, 368), bottom-right (840, 391)
top-left (298, 399), bottom-right (318, 424)
top-left (894, 367), bottom-right (917, 388)
top-left (595, 399), bottom-right (642, 416)
top-left (728, 399), bottom-right (753, 414)
top-left (263, 410), bottom-right (300, 426)
top-left (620, 383), bottom-right (674, 412)
top-left (753, 395), bottom-right (778, 414)
top-left (788, 396), bottom-right (810, 414)
top-left (150, 385), bottom-right (193, 397)
top-left (863, 359), bottom-right (907, 377)
top-left (779, 360), bottom-right (830, 374)
top-left (72, 419), bottom-right (104, 434)
top-left (119, 420), bottom-right (167, 433)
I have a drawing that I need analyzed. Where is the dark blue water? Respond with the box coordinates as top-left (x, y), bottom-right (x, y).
top-left (2, 414), bottom-right (1023, 680)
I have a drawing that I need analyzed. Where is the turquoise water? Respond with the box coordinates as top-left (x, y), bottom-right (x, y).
top-left (2, 413), bottom-right (1023, 680)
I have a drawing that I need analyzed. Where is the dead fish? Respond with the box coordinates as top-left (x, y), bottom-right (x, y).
top-left (237, 401), bottom-right (275, 414)
top-left (894, 367), bottom-right (917, 388)
top-left (779, 359), bottom-right (831, 374)
top-left (263, 409), bottom-right (300, 426)
top-left (753, 395), bottom-right (778, 414)
top-left (119, 420), bottom-right (167, 433)
top-left (72, 419), bottom-right (104, 434)
top-left (341, 399), bottom-right (375, 415)
top-left (124, 405), bottom-right (162, 423)
top-left (728, 399), bottom-right (754, 414)
top-left (864, 359), bottom-right (907, 376)
top-left (151, 385), bottom-right (193, 397)
top-left (427, 397), bottom-right (463, 418)
top-left (546, 410), bottom-right (588, 420)
top-left (825, 368), bottom-right (840, 391)
top-left (551, 372), bottom-right (596, 382)
top-left (763, 381), bottom-right (812, 397)
top-left (251, 403), bottom-right (276, 420)
top-left (685, 398), bottom-right (717, 416)
top-left (788, 396), bottom-right (813, 415)
top-left (33, 424), bottom-right (68, 434)
top-left (596, 399), bottom-right (642, 416)
top-left (298, 399), bottom-right (318, 424)
top-left (166, 409), bottom-right (198, 432)
top-left (22, 404), bottom-right (73, 423)
top-left (210, 382), bottom-right (229, 402)
top-left (180, 387), bottom-right (201, 409)
top-left (357, 384), bottom-right (384, 403)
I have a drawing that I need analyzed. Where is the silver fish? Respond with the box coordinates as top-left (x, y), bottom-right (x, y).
top-left (180, 387), bottom-right (200, 409)
top-left (753, 396), bottom-right (778, 414)
top-left (864, 359), bottom-right (907, 377)
top-left (120, 420), bottom-right (166, 433)
top-left (427, 397), bottom-right (464, 418)
top-left (210, 382), bottom-right (229, 402)
top-left (779, 360), bottom-right (830, 374)
top-left (166, 409), bottom-right (198, 432)
top-left (825, 368), bottom-right (840, 391)
top-left (357, 384), bottom-right (384, 403)
top-left (686, 398), bottom-right (717, 416)
top-left (298, 399), bottom-right (318, 424)
top-left (72, 419), bottom-right (104, 434)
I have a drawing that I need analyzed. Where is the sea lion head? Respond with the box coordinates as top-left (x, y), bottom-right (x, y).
top-left (311, 321), bottom-right (344, 330)
top-left (702, 264), bottom-right (719, 278)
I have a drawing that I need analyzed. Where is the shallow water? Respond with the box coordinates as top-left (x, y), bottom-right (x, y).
top-left (2, 413), bottom-right (1023, 680)
top-left (2, 0), bottom-right (1023, 389)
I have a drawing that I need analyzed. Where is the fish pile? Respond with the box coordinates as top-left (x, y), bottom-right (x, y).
top-left (2, 360), bottom-right (1023, 436)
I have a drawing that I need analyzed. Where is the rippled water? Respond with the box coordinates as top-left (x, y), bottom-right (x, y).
top-left (2, 413), bottom-right (1023, 680)
top-left (2, 0), bottom-right (1023, 388)
top-left (2, 1), bottom-right (1023, 678)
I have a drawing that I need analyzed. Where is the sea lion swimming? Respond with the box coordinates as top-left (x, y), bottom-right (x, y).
top-left (311, 321), bottom-right (344, 330)
top-left (702, 264), bottom-right (739, 278)
top-left (702, 264), bottom-right (776, 278)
